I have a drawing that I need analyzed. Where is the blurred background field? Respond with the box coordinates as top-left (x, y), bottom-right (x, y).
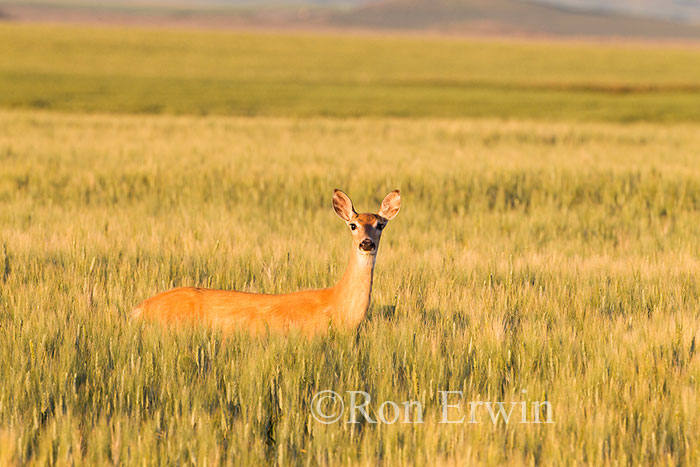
top-left (1, 1), bottom-right (700, 464)
top-left (2, 24), bottom-right (700, 121)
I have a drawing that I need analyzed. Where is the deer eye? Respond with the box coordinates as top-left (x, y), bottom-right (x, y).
top-left (350, 223), bottom-right (357, 230)
top-left (377, 223), bottom-right (385, 230)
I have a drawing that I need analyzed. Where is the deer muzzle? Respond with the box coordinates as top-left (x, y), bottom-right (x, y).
top-left (359, 239), bottom-right (376, 252)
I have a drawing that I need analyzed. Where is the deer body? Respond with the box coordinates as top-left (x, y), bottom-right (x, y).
top-left (133, 190), bottom-right (400, 335)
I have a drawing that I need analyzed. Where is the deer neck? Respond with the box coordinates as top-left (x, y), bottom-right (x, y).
top-left (330, 247), bottom-right (376, 329)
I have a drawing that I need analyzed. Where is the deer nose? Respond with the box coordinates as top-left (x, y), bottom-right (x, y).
top-left (359, 239), bottom-right (376, 252)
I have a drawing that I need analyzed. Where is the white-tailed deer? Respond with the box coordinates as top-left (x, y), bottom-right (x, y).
top-left (133, 189), bottom-right (401, 335)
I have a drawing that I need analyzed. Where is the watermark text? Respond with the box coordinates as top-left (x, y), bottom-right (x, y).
top-left (311, 390), bottom-right (554, 425)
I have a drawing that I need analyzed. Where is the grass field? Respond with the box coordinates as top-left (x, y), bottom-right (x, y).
top-left (3, 24), bottom-right (700, 121)
top-left (1, 22), bottom-right (700, 464)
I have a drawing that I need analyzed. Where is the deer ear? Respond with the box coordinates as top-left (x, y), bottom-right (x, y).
top-left (378, 190), bottom-right (401, 220)
top-left (333, 189), bottom-right (356, 222)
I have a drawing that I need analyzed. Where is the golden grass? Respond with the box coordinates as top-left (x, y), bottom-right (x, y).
top-left (1, 109), bottom-right (699, 463)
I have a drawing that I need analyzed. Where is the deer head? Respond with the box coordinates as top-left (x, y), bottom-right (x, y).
top-left (332, 189), bottom-right (401, 256)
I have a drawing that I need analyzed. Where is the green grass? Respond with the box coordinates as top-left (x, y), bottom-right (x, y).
top-left (2, 23), bottom-right (700, 121)
top-left (1, 110), bottom-right (700, 463)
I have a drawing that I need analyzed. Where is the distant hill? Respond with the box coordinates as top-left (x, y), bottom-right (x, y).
top-left (531, 0), bottom-right (700, 24)
top-left (329, 0), bottom-right (700, 38)
top-left (2, 0), bottom-right (700, 39)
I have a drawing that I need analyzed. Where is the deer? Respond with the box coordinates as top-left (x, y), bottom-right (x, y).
top-left (132, 189), bottom-right (401, 335)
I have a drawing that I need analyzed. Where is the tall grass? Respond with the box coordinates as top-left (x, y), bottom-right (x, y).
top-left (1, 110), bottom-right (699, 463)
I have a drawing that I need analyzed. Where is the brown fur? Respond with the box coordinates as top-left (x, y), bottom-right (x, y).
top-left (133, 189), bottom-right (401, 335)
